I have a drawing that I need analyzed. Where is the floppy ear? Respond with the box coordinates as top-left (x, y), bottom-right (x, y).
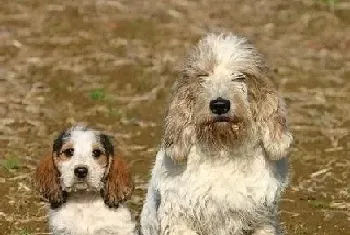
top-left (102, 157), bottom-right (134, 208)
top-left (256, 89), bottom-right (293, 160)
top-left (35, 154), bottom-right (65, 209)
top-left (163, 79), bottom-right (196, 162)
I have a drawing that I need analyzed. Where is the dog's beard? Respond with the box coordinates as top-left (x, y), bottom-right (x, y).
top-left (195, 115), bottom-right (251, 154)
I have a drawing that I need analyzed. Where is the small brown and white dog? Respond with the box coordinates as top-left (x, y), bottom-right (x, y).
top-left (35, 125), bottom-right (136, 235)
top-left (141, 33), bottom-right (293, 235)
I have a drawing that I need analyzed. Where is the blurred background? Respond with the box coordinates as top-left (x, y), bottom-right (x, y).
top-left (1, 0), bottom-right (349, 234)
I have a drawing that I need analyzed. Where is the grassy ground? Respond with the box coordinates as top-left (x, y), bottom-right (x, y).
top-left (1, 0), bottom-right (349, 234)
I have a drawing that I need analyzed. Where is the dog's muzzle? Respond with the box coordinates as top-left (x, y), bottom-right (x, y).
top-left (209, 97), bottom-right (230, 115)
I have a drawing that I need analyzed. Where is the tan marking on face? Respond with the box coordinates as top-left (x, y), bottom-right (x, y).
top-left (56, 142), bottom-right (74, 163)
top-left (92, 144), bottom-right (109, 168)
top-left (233, 93), bottom-right (248, 120)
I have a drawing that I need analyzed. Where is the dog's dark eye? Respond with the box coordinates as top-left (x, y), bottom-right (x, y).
top-left (62, 148), bottom-right (74, 157)
top-left (231, 72), bottom-right (246, 82)
top-left (92, 149), bottom-right (102, 158)
top-left (197, 73), bottom-right (209, 78)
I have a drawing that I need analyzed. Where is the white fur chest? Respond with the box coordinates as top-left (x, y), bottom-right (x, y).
top-left (49, 196), bottom-right (136, 235)
top-left (155, 146), bottom-right (288, 231)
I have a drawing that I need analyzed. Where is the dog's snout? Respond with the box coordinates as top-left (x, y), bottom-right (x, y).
top-left (74, 166), bottom-right (88, 179)
top-left (209, 97), bottom-right (230, 115)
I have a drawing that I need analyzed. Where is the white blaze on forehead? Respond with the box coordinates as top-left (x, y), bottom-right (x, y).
top-left (199, 34), bottom-right (257, 70)
top-left (194, 34), bottom-right (254, 100)
top-left (69, 129), bottom-right (97, 159)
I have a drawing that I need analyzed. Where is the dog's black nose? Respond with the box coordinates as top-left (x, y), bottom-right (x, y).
top-left (74, 166), bottom-right (88, 179)
top-left (209, 97), bottom-right (230, 115)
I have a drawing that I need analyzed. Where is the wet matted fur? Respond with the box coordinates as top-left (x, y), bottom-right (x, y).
top-left (140, 33), bottom-right (293, 235)
top-left (35, 125), bottom-right (136, 235)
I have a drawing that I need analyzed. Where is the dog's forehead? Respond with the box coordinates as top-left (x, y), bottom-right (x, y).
top-left (58, 127), bottom-right (101, 146)
top-left (69, 130), bottom-right (97, 145)
top-left (187, 33), bottom-right (264, 77)
top-left (203, 36), bottom-right (250, 61)
top-left (53, 126), bottom-right (114, 157)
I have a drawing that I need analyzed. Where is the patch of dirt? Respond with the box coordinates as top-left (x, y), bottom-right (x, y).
top-left (1, 0), bottom-right (349, 234)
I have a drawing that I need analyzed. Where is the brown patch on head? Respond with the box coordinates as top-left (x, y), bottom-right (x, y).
top-left (35, 154), bottom-right (66, 209)
top-left (101, 157), bottom-right (134, 208)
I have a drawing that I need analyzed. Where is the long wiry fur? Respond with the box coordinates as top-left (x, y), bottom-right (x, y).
top-left (140, 33), bottom-right (293, 235)
top-left (35, 126), bottom-right (136, 235)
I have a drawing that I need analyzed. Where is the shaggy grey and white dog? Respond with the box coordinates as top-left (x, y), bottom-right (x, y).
top-left (140, 33), bottom-right (293, 235)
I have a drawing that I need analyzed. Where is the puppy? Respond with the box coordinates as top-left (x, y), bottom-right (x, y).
top-left (140, 33), bottom-right (293, 235)
top-left (35, 125), bottom-right (136, 235)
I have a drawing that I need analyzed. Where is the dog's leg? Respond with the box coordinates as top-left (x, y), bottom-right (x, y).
top-left (253, 224), bottom-right (281, 235)
top-left (166, 227), bottom-right (198, 235)
top-left (162, 220), bottom-right (198, 235)
top-left (140, 185), bottom-right (161, 235)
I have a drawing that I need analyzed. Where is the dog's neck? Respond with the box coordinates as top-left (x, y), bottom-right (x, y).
top-left (194, 140), bottom-right (261, 159)
top-left (63, 190), bottom-right (102, 203)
